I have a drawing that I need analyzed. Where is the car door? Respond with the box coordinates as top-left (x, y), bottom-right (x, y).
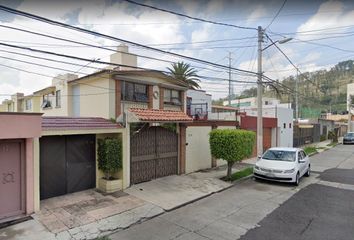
top-left (302, 151), bottom-right (310, 170)
top-left (299, 151), bottom-right (307, 176)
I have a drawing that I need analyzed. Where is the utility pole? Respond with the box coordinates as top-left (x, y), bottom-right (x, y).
top-left (257, 26), bottom-right (264, 156)
top-left (349, 95), bottom-right (352, 132)
top-left (295, 69), bottom-right (299, 121)
top-left (228, 52), bottom-right (232, 106)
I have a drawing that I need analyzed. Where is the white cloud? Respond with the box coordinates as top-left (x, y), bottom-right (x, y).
top-left (296, 0), bottom-right (354, 39)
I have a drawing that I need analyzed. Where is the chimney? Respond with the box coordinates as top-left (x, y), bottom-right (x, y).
top-left (109, 44), bottom-right (137, 70)
top-left (52, 73), bottom-right (78, 86)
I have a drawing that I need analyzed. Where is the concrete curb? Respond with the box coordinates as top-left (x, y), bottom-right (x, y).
top-left (308, 143), bottom-right (339, 157)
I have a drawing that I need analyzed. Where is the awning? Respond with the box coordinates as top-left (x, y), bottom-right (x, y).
top-left (128, 108), bottom-right (193, 122)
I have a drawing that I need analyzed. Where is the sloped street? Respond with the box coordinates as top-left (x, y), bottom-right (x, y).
top-left (110, 144), bottom-right (354, 240)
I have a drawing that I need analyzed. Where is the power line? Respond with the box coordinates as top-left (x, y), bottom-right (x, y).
top-left (0, 52), bottom-right (257, 86)
top-left (0, 5), bottom-right (259, 76)
top-left (265, 34), bottom-right (323, 93)
top-left (122, 0), bottom-right (257, 31)
top-left (265, 0), bottom-right (287, 29)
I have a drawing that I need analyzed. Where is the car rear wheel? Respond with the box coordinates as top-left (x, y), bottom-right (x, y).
top-left (294, 172), bottom-right (300, 186)
top-left (305, 165), bottom-right (310, 177)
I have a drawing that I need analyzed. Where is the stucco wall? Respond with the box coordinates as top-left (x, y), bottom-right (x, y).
top-left (185, 126), bottom-right (212, 173)
top-left (77, 77), bottom-right (115, 119)
top-left (41, 82), bottom-right (70, 116)
top-left (0, 113), bottom-right (42, 139)
top-left (276, 107), bottom-right (293, 147)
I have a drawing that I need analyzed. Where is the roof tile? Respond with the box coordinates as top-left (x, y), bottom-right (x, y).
top-left (129, 108), bottom-right (192, 122)
top-left (42, 117), bottom-right (121, 131)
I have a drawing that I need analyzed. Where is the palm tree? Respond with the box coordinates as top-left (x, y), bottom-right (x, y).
top-left (167, 62), bottom-right (201, 89)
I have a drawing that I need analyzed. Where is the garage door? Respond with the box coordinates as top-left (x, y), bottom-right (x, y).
top-left (0, 140), bottom-right (24, 220)
top-left (40, 135), bottom-right (95, 200)
top-left (130, 127), bottom-right (178, 184)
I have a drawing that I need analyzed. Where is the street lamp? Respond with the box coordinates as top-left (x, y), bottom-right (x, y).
top-left (257, 26), bottom-right (292, 156)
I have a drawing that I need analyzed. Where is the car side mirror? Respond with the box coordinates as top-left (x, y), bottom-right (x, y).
top-left (299, 159), bottom-right (305, 163)
top-left (257, 155), bottom-right (262, 159)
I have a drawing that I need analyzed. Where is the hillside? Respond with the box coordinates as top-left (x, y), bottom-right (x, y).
top-left (215, 60), bottom-right (354, 118)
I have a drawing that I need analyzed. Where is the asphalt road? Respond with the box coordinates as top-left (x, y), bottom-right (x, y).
top-left (110, 144), bottom-right (354, 240)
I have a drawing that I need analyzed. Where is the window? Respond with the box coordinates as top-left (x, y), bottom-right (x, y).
top-left (41, 94), bottom-right (52, 109)
top-left (164, 89), bottom-right (181, 105)
top-left (25, 99), bottom-right (32, 110)
top-left (297, 152), bottom-right (302, 161)
top-left (121, 82), bottom-right (148, 102)
top-left (289, 123), bottom-right (292, 128)
top-left (56, 90), bottom-right (61, 108)
top-left (265, 101), bottom-right (269, 105)
top-left (283, 123), bottom-right (286, 129)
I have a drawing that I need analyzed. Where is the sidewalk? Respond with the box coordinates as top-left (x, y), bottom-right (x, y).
top-left (0, 190), bottom-right (164, 240)
top-left (125, 160), bottom-right (255, 211)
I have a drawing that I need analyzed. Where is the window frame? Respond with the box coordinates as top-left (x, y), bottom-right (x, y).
top-left (55, 90), bottom-right (61, 108)
top-left (42, 94), bottom-right (52, 109)
top-left (121, 81), bottom-right (148, 103)
top-left (163, 88), bottom-right (181, 105)
top-left (25, 99), bottom-right (32, 111)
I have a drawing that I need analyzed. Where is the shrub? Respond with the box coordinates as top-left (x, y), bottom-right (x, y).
top-left (320, 134), bottom-right (327, 142)
top-left (98, 138), bottom-right (122, 180)
top-left (209, 129), bottom-right (255, 179)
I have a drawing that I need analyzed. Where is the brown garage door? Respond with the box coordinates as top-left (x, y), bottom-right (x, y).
top-left (0, 140), bottom-right (24, 221)
top-left (130, 126), bottom-right (178, 184)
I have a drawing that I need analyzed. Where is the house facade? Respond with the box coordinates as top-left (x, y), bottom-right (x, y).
top-left (0, 113), bottom-right (42, 223)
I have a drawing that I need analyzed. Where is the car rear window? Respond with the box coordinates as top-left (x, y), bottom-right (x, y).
top-left (262, 150), bottom-right (296, 162)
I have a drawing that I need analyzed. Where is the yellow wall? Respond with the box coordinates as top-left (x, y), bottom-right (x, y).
top-left (0, 103), bottom-right (6, 111)
top-left (77, 76), bottom-right (115, 119)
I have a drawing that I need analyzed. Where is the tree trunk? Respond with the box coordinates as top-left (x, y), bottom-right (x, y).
top-left (227, 161), bottom-right (234, 180)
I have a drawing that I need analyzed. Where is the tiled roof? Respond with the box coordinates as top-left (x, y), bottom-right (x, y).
top-left (129, 108), bottom-right (193, 122)
top-left (42, 117), bottom-right (121, 131)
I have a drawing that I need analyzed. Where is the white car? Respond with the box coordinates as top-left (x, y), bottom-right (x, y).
top-left (253, 147), bottom-right (310, 186)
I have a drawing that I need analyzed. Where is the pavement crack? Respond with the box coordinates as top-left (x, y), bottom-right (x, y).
top-left (300, 218), bottom-right (314, 235)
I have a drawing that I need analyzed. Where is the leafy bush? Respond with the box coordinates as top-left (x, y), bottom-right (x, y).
top-left (304, 146), bottom-right (317, 155)
top-left (98, 138), bottom-right (122, 180)
top-left (320, 134), bottom-right (327, 142)
top-left (209, 129), bottom-right (255, 179)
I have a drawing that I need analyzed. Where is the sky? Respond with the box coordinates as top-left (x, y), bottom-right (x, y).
top-left (1, 0), bottom-right (354, 101)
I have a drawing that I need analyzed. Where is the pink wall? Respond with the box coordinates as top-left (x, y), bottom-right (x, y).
top-left (26, 138), bottom-right (34, 214)
top-left (0, 113), bottom-right (41, 217)
top-left (0, 113), bottom-right (42, 139)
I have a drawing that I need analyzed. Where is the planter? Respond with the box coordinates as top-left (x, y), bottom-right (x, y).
top-left (98, 178), bottom-right (122, 193)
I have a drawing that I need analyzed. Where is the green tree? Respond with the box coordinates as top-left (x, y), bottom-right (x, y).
top-left (209, 129), bottom-right (255, 180)
top-left (167, 61), bottom-right (201, 89)
top-left (98, 138), bottom-right (122, 179)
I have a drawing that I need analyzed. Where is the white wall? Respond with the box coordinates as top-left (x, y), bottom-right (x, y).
top-left (185, 126), bottom-right (212, 173)
top-left (186, 90), bottom-right (212, 116)
top-left (276, 107), bottom-right (293, 147)
top-left (347, 83), bottom-right (354, 112)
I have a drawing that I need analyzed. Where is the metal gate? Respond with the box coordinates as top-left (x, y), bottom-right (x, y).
top-left (130, 127), bottom-right (178, 184)
top-left (0, 140), bottom-right (24, 220)
top-left (40, 135), bottom-right (95, 200)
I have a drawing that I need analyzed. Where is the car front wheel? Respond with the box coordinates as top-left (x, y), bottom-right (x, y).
top-left (305, 165), bottom-right (310, 177)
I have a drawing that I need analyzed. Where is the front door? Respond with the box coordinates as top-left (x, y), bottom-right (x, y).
top-left (0, 140), bottom-right (24, 220)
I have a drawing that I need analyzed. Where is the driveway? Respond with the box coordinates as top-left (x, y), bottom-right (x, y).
top-left (110, 144), bottom-right (354, 240)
